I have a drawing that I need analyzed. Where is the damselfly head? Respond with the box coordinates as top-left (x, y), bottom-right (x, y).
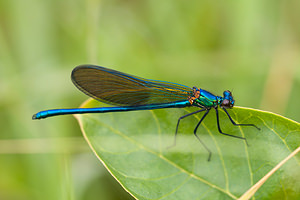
top-left (221, 90), bottom-right (234, 108)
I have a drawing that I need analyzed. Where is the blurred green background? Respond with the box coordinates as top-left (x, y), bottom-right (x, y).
top-left (0, 0), bottom-right (299, 199)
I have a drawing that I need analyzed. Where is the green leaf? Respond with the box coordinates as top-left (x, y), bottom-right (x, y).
top-left (76, 99), bottom-right (300, 200)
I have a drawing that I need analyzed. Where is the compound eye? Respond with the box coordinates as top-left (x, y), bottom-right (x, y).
top-left (223, 90), bottom-right (231, 97)
top-left (231, 100), bottom-right (234, 107)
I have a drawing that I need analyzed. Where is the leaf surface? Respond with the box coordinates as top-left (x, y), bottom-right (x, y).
top-left (76, 99), bottom-right (300, 200)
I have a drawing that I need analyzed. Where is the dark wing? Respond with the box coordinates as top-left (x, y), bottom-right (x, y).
top-left (71, 65), bottom-right (192, 106)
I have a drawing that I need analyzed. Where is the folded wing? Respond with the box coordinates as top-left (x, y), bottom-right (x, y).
top-left (71, 65), bottom-right (192, 106)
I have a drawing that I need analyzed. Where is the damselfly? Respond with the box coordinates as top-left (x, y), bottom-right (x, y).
top-left (33, 65), bottom-right (260, 160)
